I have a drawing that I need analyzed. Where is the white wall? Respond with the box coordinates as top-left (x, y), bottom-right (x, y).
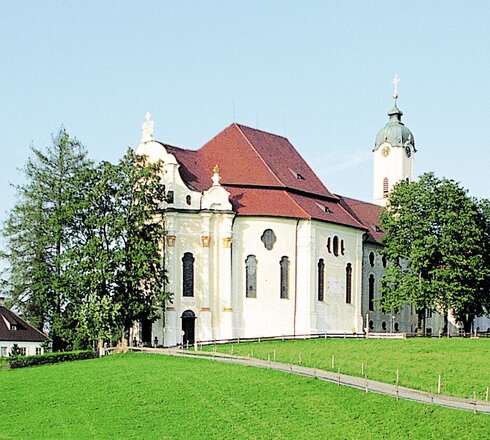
top-left (308, 220), bottom-right (364, 334)
top-left (0, 341), bottom-right (44, 357)
top-left (373, 142), bottom-right (414, 206)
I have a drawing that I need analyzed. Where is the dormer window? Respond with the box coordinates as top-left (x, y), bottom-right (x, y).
top-left (289, 168), bottom-right (305, 180)
top-left (316, 203), bottom-right (331, 213)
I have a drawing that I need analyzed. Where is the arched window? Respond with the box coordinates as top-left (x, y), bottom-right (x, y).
top-left (333, 236), bottom-right (339, 257)
top-left (383, 177), bottom-right (389, 197)
top-left (245, 255), bottom-right (257, 298)
top-left (369, 252), bottom-right (375, 267)
top-left (186, 195), bottom-right (191, 205)
top-left (341, 239), bottom-right (345, 255)
top-left (394, 322), bottom-right (399, 332)
top-left (345, 263), bottom-right (352, 304)
top-left (317, 259), bottom-right (325, 301)
top-left (326, 237), bottom-right (331, 253)
top-left (368, 274), bottom-right (375, 311)
top-left (382, 255), bottom-right (387, 268)
top-left (382, 321), bottom-right (387, 331)
top-left (380, 279), bottom-right (387, 312)
top-left (280, 256), bottom-right (289, 299)
top-left (369, 320), bottom-right (374, 331)
top-left (182, 252), bottom-right (195, 297)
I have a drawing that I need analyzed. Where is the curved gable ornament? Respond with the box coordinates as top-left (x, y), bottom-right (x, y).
top-left (202, 165), bottom-right (232, 211)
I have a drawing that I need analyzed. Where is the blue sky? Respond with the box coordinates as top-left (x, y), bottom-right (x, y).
top-left (1, 0), bottom-right (489, 227)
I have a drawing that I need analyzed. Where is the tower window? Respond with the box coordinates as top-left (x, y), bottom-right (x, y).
top-left (369, 252), bottom-right (375, 267)
top-left (341, 239), bottom-right (345, 255)
top-left (326, 237), bottom-right (331, 253)
top-left (280, 256), bottom-right (289, 299)
top-left (245, 255), bottom-right (257, 298)
top-left (383, 177), bottom-right (389, 196)
top-left (317, 259), bottom-right (325, 301)
top-left (345, 263), bottom-right (352, 304)
top-left (182, 252), bottom-right (195, 297)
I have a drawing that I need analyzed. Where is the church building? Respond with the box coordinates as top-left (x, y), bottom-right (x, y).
top-left (133, 87), bottom-right (421, 347)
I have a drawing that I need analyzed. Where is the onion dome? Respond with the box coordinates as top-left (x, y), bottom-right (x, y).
top-left (374, 104), bottom-right (415, 151)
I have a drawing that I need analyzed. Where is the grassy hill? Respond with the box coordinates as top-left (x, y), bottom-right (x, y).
top-left (1, 353), bottom-right (489, 439)
top-left (207, 338), bottom-right (490, 399)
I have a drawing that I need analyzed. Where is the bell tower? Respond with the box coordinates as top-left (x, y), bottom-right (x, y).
top-left (373, 75), bottom-right (416, 206)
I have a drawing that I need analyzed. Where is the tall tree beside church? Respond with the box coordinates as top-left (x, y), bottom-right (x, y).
top-left (379, 173), bottom-right (490, 333)
top-left (1, 128), bottom-right (91, 349)
top-left (475, 198), bottom-right (490, 311)
top-left (64, 149), bottom-right (169, 348)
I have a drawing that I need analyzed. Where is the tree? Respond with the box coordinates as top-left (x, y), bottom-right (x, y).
top-left (64, 149), bottom-right (169, 348)
top-left (1, 128), bottom-right (91, 350)
top-left (10, 344), bottom-right (23, 357)
top-left (379, 173), bottom-right (490, 333)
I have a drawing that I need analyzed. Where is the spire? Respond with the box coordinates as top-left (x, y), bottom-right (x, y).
top-left (141, 111), bottom-right (154, 142)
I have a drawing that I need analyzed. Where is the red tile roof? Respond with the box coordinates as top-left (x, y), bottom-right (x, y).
top-left (0, 306), bottom-right (50, 342)
top-left (338, 196), bottom-right (385, 244)
top-left (162, 123), bottom-right (367, 230)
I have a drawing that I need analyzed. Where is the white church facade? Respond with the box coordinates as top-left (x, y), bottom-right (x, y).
top-left (131, 89), bottom-right (475, 347)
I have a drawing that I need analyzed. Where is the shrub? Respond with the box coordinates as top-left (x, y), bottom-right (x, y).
top-left (8, 350), bottom-right (95, 369)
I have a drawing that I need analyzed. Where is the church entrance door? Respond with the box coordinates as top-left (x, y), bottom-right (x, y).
top-left (181, 310), bottom-right (196, 345)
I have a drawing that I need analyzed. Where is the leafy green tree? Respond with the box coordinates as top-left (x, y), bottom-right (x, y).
top-left (10, 344), bottom-right (23, 357)
top-left (64, 149), bottom-right (169, 348)
top-left (1, 128), bottom-right (91, 350)
top-left (380, 173), bottom-right (490, 333)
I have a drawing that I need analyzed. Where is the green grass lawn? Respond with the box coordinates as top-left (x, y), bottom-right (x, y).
top-left (205, 338), bottom-right (490, 399)
top-left (0, 353), bottom-right (489, 439)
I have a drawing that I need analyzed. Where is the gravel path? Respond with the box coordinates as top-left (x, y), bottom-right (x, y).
top-left (129, 347), bottom-right (490, 414)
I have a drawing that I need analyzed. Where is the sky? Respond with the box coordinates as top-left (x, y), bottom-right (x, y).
top-left (1, 0), bottom-right (490, 228)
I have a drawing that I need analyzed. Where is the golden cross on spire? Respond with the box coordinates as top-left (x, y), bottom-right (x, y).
top-left (392, 74), bottom-right (401, 101)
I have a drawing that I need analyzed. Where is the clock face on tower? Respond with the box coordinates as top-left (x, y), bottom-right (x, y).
top-left (381, 145), bottom-right (390, 157)
top-left (405, 146), bottom-right (411, 157)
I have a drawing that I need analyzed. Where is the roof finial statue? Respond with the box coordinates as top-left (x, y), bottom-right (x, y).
top-left (392, 74), bottom-right (401, 103)
top-left (141, 111), bottom-right (154, 142)
top-left (212, 164), bottom-right (221, 186)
